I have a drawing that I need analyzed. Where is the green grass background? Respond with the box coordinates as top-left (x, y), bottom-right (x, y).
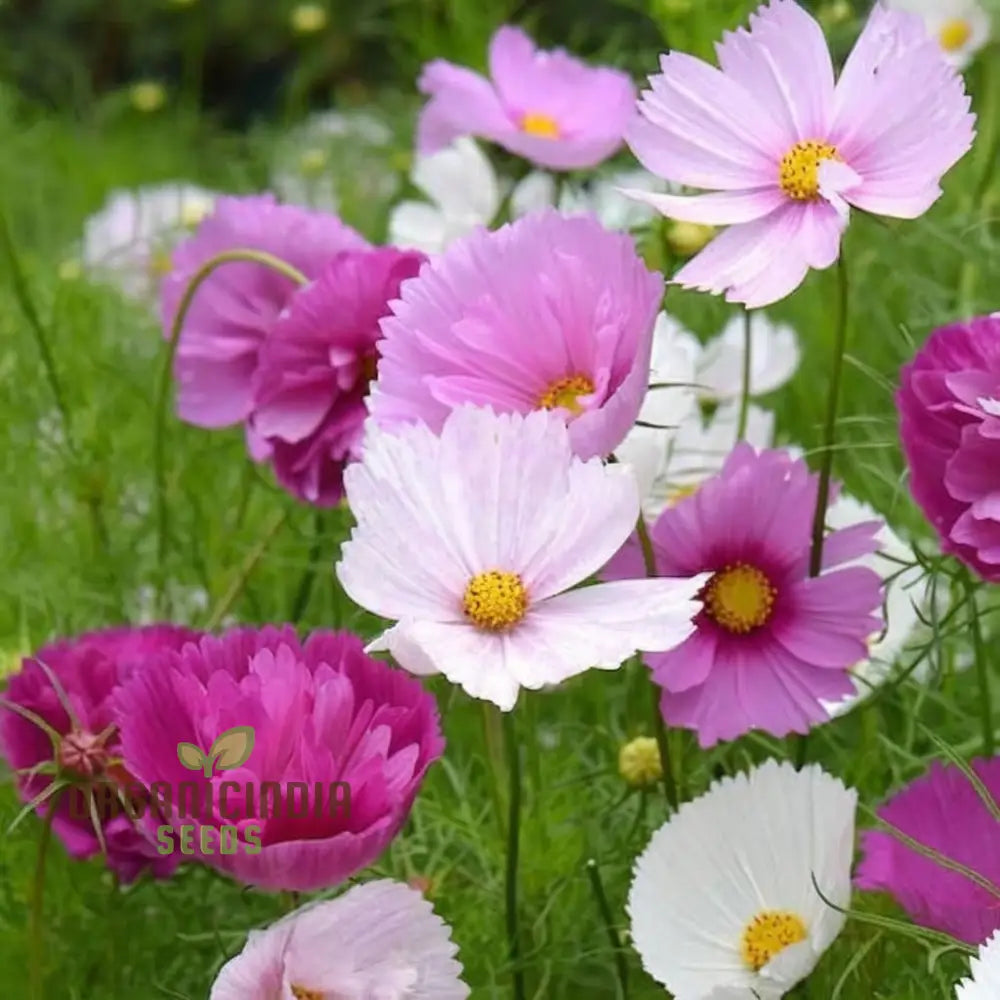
top-left (2, 0), bottom-right (1000, 996)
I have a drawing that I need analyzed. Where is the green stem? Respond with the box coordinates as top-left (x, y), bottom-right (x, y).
top-left (503, 710), bottom-right (526, 1000)
top-left (154, 249), bottom-right (308, 615)
top-left (585, 859), bottom-right (629, 1000)
top-left (635, 515), bottom-right (679, 810)
top-left (29, 804), bottom-right (56, 1000)
top-left (808, 256), bottom-right (850, 578)
top-left (736, 310), bottom-right (753, 440)
top-left (966, 574), bottom-right (994, 756)
top-left (289, 509), bottom-right (327, 622)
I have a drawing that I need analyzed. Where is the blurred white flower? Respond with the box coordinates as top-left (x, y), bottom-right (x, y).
top-left (887, 0), bottom-right (991, 68)
top-left (81, 183), bottom-right (216, 300)
top-left (957, 929), bottom-right (1000, 999)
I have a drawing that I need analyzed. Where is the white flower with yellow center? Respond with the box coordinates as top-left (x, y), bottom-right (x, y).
top-left (957, 930), bottom-right (1000, 999)
top-left (628, 759), bottom-right (857, 999)
top-left (336, 405), bottom-right (708, 711)
top-left (888, 0), bottom-right (991, 69)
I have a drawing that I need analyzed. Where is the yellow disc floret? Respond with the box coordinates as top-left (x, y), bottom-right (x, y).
top-left (779, 140), bottom-right (841, 201)
top-left (704, 563), bottom-right (776, 634)
top-left (463, 571), bottom-right (528, 631)
top-left (521, 111), bottom-right (561, 139)
top-left (538, 374), bottom-right (595, 415)
top-left (740, 909), bottom-right (808, 971)
top-left (940, 19), bottom-right (972, 52)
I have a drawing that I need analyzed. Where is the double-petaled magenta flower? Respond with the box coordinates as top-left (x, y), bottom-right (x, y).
top-left (114, 627), bottom-right (444, 892)
top-left (370, 210), bottom-right (663, 462)
top-left (248, 248), bottom-right (425, 506)
top-left (625, 0), bottom-right (975, 307)
top-left (416, 26), bottom-right (635, 170)
top-left (0, 626), bottom-right (200, 883)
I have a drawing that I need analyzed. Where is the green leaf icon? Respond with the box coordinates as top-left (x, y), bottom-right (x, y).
top-left (177, 742), bottom-right (206, 772)
top-left (208, 726), bottom-right (255, 775)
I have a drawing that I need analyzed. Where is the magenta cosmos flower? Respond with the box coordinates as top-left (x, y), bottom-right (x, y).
top-left (856, 759), bottom-right (1000, 945)
top-left (114, 626), bottom-right (443, 892)
top-left (162, 194), bottom-right (367, 428)
top-left (0, 625), bottom-right (200, 883)
top-left (417, 25), bottom-right (635, 171)
top-left (370, 210), bottom-right (663, 461)
top-left (247, 248), bottom-right (425, 506)
top-left (211, 880), bottom-right (469, 1000)
top-left (625, 0), bottom-right (975, 307)
top-left (603, 444), bottom-right (884, 746)
top-left (898, 315), bottom-right (1000, 581)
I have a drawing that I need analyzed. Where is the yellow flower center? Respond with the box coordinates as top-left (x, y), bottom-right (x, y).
top-left (779, 140), bottom-right (841, 201)
top-left (740, 910), bottom-right (808, 971)
top-left (704, 563), bottom-right (776, 634)
top-left (618, 737), bottom-right (663, 789)
top-left (463, 571), bottom-right (528, 631)
top-left (538, 374), bottom-right (595, 415)
top-left (939, 18), bottom-right (972, 52)
top-left (521, 111), bottom-right (561, 139)
top-left (290, 987), bottom-right (323, 1000)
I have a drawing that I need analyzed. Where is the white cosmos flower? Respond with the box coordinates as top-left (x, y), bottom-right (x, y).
top-left (81, 183), bottom-right (216, 300)
top-left (956, 930), bottom-right (1000, 999)
top-left (887, 0), bottom-right (991, 69)
top-left (336, 405), bottom-right (708, 711)
top-left (628, 759), bottom-right (857, 1000)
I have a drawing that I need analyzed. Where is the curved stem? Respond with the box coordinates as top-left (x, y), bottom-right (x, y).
top-left (966, 573), bottom-right (994, 756)
top-left (736, 310), bottom-right (753, 441)
top-left (154, 249), bottom-right (307, 615)
top-left (585, 859), bottom-right (629, 1000)
top-left (503, 710), bottom-right (526, 1000)
top-left (808, 256), bottom-right (850, 578)
top-left (29, 802), bottom-right (57, 1000)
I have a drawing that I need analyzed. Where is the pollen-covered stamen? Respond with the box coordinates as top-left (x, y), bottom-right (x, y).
top-left (703, 562), bottom-right (777, 634)
top-left (940, 18), bottom-right (972, 52)
top-left (57, 729), bottom-right (112, 778)
top-left (779, 140), bottom-right (841, 201)
top-left (538, 374), bottom-right (595, 415)
top-left (740, 909), bottom-right (808, 971)
top-left (290, 986), bottom-right (324, 1000)
top-left (520, 111), bottom-right (561, 139)
top-left (463, 570), bottom-right (528, 631)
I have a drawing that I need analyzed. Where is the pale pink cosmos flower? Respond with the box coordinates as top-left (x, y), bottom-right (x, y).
top-left (210, 880), bottom-right (469, 1000)
top-left (370, 210), bottom-right (663, 462)
top-left (336, 406), bottom-right (707, 711)
top-left (625, 0), bottom-right (975, 307)
top-left (417, 25), bottom-right (635, 171)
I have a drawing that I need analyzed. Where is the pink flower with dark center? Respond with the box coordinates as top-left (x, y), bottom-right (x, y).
top-left (898, 315), bottom-right (1000, 581)
top-left (856, 759), bottom-right (1000, 946)
top-left (114, 627), bottom-right (444, 892)
top-left (248, 248), bottom-right (425, 506)
top-left (417, 25), bottom-right (635, 171)
top-left (161, 194), bottom-right (368, 428)
top-left (625, 0), bottom-right (975, 307)
top-left (602, 444), bottom-right (884, 746)
top-left (370, 210), bottom-right (663, 461)
top-left (0, 625), bottom-right (200, 883)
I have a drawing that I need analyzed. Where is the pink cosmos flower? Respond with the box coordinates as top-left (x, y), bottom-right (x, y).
top-left (416, 25), bottom-right (635, 171)
top-left (162, 194), bottom-right (367, 428)
top-left (370, 210), bottom-right (663, 461)
top-left (0, 625), bottom-right (200, 883)
top-left (625, 0), bottom-right (975, 307)
top-left (855, 759), bottom-right (1000, 945)
top-left (602, 444), bottom-right (884, 746)
top-left (898, 315), bottom-right (1000, 581)
top-left (114, 626), bottom-right (444, 892)
top-left (247, 248), bottom-right (425, 506)
top-left (211, 880), bottom-right (469, 1000)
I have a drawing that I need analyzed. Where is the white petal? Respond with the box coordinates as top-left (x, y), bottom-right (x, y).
top-left (957, 929), bottom-right (1000, 999)
top-left (412, 137), bottom-right (500, 225)
top-left (387, 201), bottom-right (451, 254)
top-left (509, 171), bottom-right (557, 217)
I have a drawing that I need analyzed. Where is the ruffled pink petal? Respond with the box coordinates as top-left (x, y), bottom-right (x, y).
top-left (416, 60), bottom-right (511, 155)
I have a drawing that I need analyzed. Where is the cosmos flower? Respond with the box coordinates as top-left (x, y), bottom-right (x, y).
top-left (161, 194), bottom-right (367, 429)
top-left (887, 0), bottom-right (991, 69)
top-left (628, 759), bottom-right (857, 999)
top-left (80, 183), bottom-right (216, 301)
top-left (626, 0), bottom-right (975, 306)
top-left (247, 247), bottom-right (425, 506)
top-left (898, 315), bottom-right (1000, 582)
top-left (336, 406), bottom-right (707, 711)
top-left (115, 627), bottom-right (443, 892)
top-left (416, 25), bottom-right (635, 170)
top-left (210, 880), bottom-right (469, 999)
top-left (0, 626), bottom-right (200, 883)
top-left (370, 210), bottom-right (663, 461)
top-left (957, 930), bottom-right (1000, 999)
top-left (603, 444), bottom-right (883, 747)
top-left (855, 758), bottom-right (1000, 946)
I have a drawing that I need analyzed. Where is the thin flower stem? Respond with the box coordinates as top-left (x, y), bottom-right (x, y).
top-left (635, 514), bottom-right (679, 810)
top-left (736, 309), bottom-right (753, 441)
top-left (29, 803), bottom-right (57, 1000)
top-left (503, 710), bottom-right (526, 1000)
top-left (289, 508), bottom-right (327, 622)
top-left (481, 702), bottom-right (507, 841)
top-left (585, 859), bottom-right (629, 1000)
top-left (154, 249), bottom-right (308, 615)
top-left (965, 573), bottom-right (994, 756)
top-left (808, 255), bottom-right (850, 578)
